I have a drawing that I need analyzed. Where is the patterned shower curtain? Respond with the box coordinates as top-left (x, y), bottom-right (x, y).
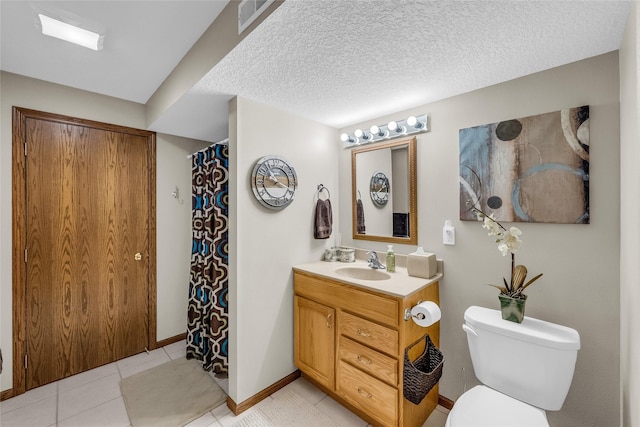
top-left (186, 144), bottom-right (229, 374)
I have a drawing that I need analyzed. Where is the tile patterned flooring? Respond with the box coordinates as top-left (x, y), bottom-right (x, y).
top-left (0, 341), bottom-right (449, 426)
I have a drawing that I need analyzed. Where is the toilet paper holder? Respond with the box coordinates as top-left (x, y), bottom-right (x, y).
top-left (404, 301), bottom-right (425, 321)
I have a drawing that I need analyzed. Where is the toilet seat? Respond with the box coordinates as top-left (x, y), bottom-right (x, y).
top-left (445, 385), bottom-right (549, 427)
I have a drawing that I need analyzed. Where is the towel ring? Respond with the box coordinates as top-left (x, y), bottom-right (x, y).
top-left (357, 190), bottom-right (362, 200)
top-left (316, 184), bottom-right (331, 200)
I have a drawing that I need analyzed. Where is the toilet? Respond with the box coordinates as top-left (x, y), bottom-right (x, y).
top-left (445, 306), bottom-right (580, 426)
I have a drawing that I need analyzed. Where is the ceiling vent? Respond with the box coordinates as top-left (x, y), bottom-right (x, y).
top-left (238, 0), bottom-right (275, 34)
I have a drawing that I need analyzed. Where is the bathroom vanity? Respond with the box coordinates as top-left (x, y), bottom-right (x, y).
top-left (293, 259), bottom-right (442, 427)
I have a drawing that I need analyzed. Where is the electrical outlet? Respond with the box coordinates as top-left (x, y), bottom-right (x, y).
top-left (443, 221), bottom-right (455, 245)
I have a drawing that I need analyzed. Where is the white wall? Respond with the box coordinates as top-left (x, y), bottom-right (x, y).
top-left (0, 72), bottom-right (206, 391)
top-left (156, 135), bottom-right (210, 340)
top-left (339, 53), bottom-right (621, 427)
top-left (619, 3), bottom-right (640, 426)
top-left (391, 147), bottom-right (409, 213)
top-left (228, 97), bottom-right (339, 403)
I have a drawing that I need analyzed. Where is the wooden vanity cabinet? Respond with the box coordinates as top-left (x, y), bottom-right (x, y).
top-left (293, 295), bottom-right (335, 390)
top-left (293, 270), bottom-right (440, 427)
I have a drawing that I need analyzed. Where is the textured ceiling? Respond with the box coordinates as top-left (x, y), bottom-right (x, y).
top-left (193, 0), bottom-right (631, 131)
top-left (1, 1), bottom-right (632, 142)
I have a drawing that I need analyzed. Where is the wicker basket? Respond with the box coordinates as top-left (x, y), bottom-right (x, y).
top-left (403, 334), bottom-right (444, 405)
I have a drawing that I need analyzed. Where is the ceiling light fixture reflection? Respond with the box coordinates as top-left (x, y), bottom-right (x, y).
top-left (38, 14), bottom-right (104, 50)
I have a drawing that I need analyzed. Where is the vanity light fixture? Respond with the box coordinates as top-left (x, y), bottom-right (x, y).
top-left (340, 133), bottom-right (357, 144)
top-left (341, 114), bottom-right (428, 148)
top-left (38, 13), bottom-right (104, 50)
top-left (370, 125), bottom-right (388, 138)
top-left (388, 120), bottom-right (406, 134)
top-left (407, 115), bottom-right (425, 129)
top-left (354, 128), bottom-right (371, 141)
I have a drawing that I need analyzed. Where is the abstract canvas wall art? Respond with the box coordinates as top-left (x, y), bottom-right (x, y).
top-left (459, 106), bottom-right (589, 224)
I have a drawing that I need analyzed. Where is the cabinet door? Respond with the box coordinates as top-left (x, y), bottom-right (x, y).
top-left (294, 295), bottom-right (335, 389)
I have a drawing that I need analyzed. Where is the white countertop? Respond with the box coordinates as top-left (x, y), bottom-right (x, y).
top-left (293, 259), bottom-right (442, 298)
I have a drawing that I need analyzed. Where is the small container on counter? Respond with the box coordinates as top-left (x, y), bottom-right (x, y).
top-left (336, 247), bottom-right (355, 263)
top-left (386, 245), bottom-right (396, 272)
top-left (323, 248), bottom-right (338, 262)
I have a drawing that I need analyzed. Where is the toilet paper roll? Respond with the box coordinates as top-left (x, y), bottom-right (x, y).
top-left (410, 301), bottom-right (441, 327)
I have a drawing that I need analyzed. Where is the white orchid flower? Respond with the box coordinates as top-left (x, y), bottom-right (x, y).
top-left (467, 200), bottom-right (543, 299)
top-left (497, 227), bottom-right (523, 256)
top-left (509, 226), bottom-right (522, 238)
top-left (482, 214), bottom-right (503, 237)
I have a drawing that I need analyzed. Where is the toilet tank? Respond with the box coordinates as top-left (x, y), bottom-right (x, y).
top-left (463, 306), bottom-right (580, 411)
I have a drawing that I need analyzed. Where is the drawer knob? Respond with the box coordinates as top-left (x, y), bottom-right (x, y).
top-left (356, 354), bottom-right (372, 364)
top-left (326, 313), bottom-right (333, 329)
top-left (357, 387), bottom-right (373, 398)
top-left (356, 328), bottom-right (372, 337)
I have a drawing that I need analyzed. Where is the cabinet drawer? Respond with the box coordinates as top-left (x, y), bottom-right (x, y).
top-left (339, 337), bottom-right (398, 386)
top-left (294, 272), bottom-right (399, 327)
top-left (338, 360), bottom-right (397, 427)
top-left (340, 311), bottom-right (398, 356)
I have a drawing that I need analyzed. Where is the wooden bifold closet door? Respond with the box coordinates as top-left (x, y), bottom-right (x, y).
top-left (12, 107), bottom-right (156, 392)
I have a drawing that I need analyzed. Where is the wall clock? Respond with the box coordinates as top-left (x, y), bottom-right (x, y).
top-left (370, 171), bottom-right (389, 207)
top-left (251, 155), bottom-right (298, 210)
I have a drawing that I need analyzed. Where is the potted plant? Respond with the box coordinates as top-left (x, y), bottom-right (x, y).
top-left (468, 202), bottom-right (543, 323)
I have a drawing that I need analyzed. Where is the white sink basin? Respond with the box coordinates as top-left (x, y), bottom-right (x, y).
top-left (335, 266), bottom-right (391, 281)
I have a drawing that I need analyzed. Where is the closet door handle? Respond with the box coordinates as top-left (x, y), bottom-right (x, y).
top-left (326, 313), bottom-right (332, 329)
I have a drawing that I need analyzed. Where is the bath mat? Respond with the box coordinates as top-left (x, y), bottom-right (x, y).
top-left (231, 390), bottom-right (339, 427)
top-left (120, 357), bottom-right (226, 427)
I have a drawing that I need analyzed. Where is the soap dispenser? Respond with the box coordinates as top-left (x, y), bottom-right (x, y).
top-left (386, 245), bottom-right (396, 272)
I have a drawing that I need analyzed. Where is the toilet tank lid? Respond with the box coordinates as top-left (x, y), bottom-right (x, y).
top-left (464, 306), bottom-right (581, 350)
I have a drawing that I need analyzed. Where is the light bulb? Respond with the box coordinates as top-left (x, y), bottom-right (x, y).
top-left (370, 125), bottom-right (388, 138)
top-left (388, 120), bottom-right (406, 134)
top-left (340, 133), bottom-right (350, 142)
top-left (407, 116), bottom-right (423, 129)
top-left (355, 128), bottom-right (371, 141)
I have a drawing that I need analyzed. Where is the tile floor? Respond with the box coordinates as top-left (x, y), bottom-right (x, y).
top-left (0, 341), bottom-right (449, 427)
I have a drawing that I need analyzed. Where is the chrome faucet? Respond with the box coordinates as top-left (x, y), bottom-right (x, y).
top-left (367, 251), bottom-right (386, 269)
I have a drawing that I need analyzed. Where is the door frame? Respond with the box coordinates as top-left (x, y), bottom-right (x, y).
top-left (11, 107), bottom-right (157, 396)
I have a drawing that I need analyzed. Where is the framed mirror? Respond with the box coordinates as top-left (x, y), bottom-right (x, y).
top-left (352, 136), bottom-right (417, 244)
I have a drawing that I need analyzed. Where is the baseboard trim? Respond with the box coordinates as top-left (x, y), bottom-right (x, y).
top-left (224, 370), bottom-right (454, 415)
top-left (1, 388), bottom-right (14, 401)
top-left (439, 394), bottom-right (454, 410)
top-left (226, 370), bottom-right (302, 415)
top-left (155, 333), bottom-right (187, 349)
